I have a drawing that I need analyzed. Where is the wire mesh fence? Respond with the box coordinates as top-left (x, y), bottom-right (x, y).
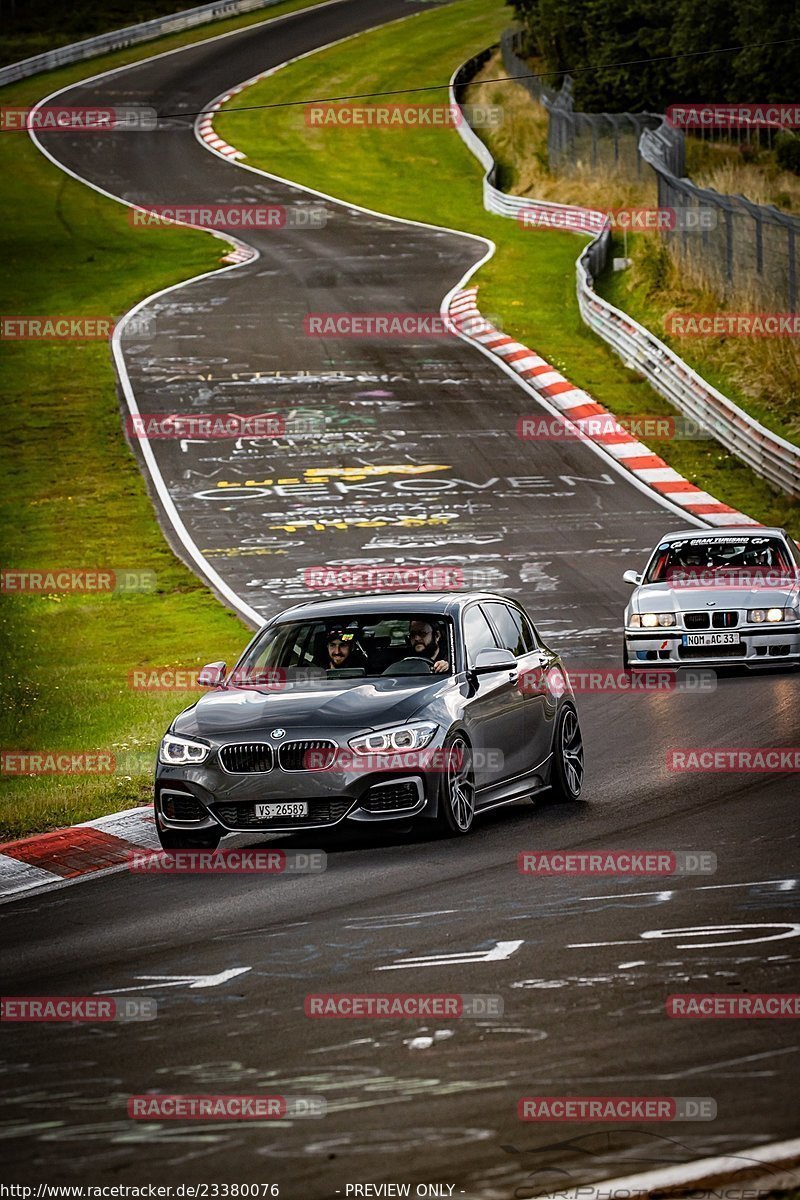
top-left (450, 44), bottom-right (800, 498)
top-left (500, 29), bottom-right (799, 309)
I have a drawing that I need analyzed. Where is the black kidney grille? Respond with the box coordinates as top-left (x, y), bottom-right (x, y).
top-left (218, 743), bottom-right (273, 773)
top-left (712, 611), bottom-right (738, 628)
top-left (684, 613), bottom-right (710, 629)
top-left (278, 740), bottom-right (337, 771)
top-left (213, 799), bottom-right (350, 829)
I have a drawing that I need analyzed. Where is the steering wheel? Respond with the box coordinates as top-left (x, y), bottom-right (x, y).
top-left (382, 656), bottom-right (433, 676)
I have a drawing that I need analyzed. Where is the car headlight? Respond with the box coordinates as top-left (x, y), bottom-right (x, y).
top-left (348, 721), bottom-right (438, 755)
top-left (748, 607), bottom-right (794, 623)
top-left (630, 612), bottom-right (676, 628)
top-left (159, 733), bottom-right (211, 765)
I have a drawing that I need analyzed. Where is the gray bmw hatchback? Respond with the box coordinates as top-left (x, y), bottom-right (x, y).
top-left (154, 592), bottom-right (584, 848)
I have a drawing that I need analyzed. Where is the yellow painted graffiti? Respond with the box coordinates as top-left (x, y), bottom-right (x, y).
top-left (214, 463), bottom-right (450, 488)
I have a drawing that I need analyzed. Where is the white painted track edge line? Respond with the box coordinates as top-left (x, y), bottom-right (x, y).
top-left (538, 1135), bottom-right (800, 1200)
top-left (22, 6), bottom-right (377, 625)
top-left (196, 30), bottom-right (711, 530)
top-left (11, 0), bottom-right (352, 99)
top-left (5, 1), bottom-right (720, 903)
top-left (0, 858), bottom-right (145, 907)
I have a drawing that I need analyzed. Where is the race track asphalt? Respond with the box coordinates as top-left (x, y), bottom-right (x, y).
top-left (4, 1), bottom-right (799, 1193)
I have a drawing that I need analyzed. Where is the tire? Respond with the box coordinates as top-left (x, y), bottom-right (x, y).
top-left (622, 639), bottom-right (632, 671)
top-left (156, 819), bottom-right (222, 852)
top-left (435, 733), bottom-right (476, 836)
top-left (546, 704), bottom-right (585, 803)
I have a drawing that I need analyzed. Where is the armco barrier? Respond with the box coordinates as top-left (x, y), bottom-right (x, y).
top-left (450, 55), bottom-right (800, 500)
top-left (0, 0), bottom-right (287, 87)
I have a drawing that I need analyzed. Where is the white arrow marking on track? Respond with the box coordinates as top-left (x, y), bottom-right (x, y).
top-left (569, 923), bottom-right (800, 950)
top-left (376, 939), bottom-right (523, 970)
top-left (96, 967), bottom-right (251, 994)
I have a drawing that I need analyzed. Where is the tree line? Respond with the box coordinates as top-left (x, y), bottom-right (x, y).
top-left (507, 0), bottom-right (800, 112)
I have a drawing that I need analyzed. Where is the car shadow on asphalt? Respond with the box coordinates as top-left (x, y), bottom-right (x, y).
top-left (251, 794), bottom-right (593, 858)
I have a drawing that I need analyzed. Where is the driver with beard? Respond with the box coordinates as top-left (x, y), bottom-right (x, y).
top-left (407, 616), bottom-right (450, 674)
top-left (319, 625), bottom-right (369, 672)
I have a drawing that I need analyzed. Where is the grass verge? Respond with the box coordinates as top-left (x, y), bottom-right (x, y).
top-left (0, 0), bottom-right (307, 66)
top-left (467, 52), bottom-right (800, 446)
top-left (215, 0), bottom-right (799, 534)
top-left (0, 0), bottom-right (333, 840)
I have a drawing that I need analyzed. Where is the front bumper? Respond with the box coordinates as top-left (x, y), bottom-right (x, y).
top-left (624, 625), bottom-right (800, 667)
top-left (155, 731), bottom-right (442, 835)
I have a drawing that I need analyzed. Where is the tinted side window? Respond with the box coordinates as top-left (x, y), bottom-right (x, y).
top-left (510, 605), bottom-right (538, 653)
top-left (484, 603), bottom-right (527, 656)
top-left (463, 605), bottom-right (499, 667)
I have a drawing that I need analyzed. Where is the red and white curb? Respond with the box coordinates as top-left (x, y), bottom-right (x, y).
top-left (220, 244), bottom-right (257, 264)
top-left (449, 287), bottom-right (759, 528)
top-left (195, 77), bottom-right (278, 268)
top-left (194, 67), bottom-right (759, 529)
top-left (196, 87), bottom-right (247, 161)
top-left (10, 14), bottom-right (763, 902)
top-left (194, 89), bottom-right (257, 264)
top-left (0, 807), bottom-right (158, 902)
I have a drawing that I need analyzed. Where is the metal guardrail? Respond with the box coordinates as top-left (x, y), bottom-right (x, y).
top-left (0, 0), bottom-right (286, 87)
top-left (575, 251), bottom-right (800, 497)
top-left (449, 54), bottom-right (800, 499)
top-left (501, 28), bottom-right (799, 311)
top-left (639, 127), bottom-right (800, 311)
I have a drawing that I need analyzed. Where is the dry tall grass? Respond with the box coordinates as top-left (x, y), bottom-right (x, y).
top-left (687, 138), bottom-right (800, 213)
top-left (464, 53), bottom-right (799, 439)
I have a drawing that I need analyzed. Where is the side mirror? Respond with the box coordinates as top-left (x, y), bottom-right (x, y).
top-left (197, 661), bottom-right (226, 687)
top-left (623, 570), bottom-right (642, 586)
top-left (473, 647), bottom-right (516, 674)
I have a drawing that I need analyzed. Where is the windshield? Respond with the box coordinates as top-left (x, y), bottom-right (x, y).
top-left (230, 612), bottom-right (454, 686)
top-left (645, 535), bottom-right (794, 585)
